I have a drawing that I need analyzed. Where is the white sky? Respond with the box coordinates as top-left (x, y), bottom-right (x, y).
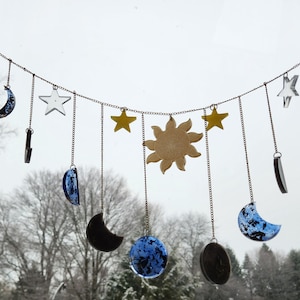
top-left (1, 0), bottom-right (300, 262)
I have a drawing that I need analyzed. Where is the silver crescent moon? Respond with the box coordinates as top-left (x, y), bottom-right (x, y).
top-left (86, 213), bottom-right (123, 252)
top-left (0, 86), bottom-right (15, 118)
top-left (274, 156), bottom-right (288, 193)
top-left (238, 202), bottom-right (281, 241)
top-left (62, 167), bottom-right (80, 205)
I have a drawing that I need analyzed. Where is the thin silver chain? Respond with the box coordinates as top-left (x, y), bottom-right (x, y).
top-left (70, 92), bottom-right (77, 168)
top-left (100, 103), bottom-right (104, 212)
top-left (142, 113), bottom-right (150, 235)
top-left (6, 59), bottom-right (11, 87)
top-left (238, 97), bottom-right (254, 203)
top-left (264, 83), bottom-right (279, 154)
top-left (28, 74), bottom-right (35, 130)
top-left (203, 108), bottom-right (216, 240)
top-left (0, 51), bottom-right (300, 116)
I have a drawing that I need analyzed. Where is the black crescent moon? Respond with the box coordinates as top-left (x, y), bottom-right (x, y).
top-left (86, 213), bottom-right (123, 252)
top-left (200, 242), bottom-right (231, 285)
top-left (0, 87), bottom-right (15, 118)
top-left (274, 156), bottom-right (288, 193)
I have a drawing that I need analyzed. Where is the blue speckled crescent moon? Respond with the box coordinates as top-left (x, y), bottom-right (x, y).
top-left (62, 168), bottom-right (80, 205)
top-left (129, 236), bottom-right (168, 279)
top-left (0, 87), bottom-right (15, 118)
top-left (238, 202), bottom-right (281, 241)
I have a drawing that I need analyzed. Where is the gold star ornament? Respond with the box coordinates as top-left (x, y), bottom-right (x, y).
top-left (202, 107), bottom-right (228, 131)
top-left (143, 117), bottom-right (203, 174)
top-left (111, 109), bottom-right (137, 132)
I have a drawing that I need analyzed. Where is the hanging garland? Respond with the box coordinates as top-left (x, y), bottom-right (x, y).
top-left (0, 51), bottom-right (299, 282)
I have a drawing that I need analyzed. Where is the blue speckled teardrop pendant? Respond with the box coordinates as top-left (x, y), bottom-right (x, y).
top-left (63, 167), bottom-right (79, 205)
top-left (129, 235), bottom-right (168, 279)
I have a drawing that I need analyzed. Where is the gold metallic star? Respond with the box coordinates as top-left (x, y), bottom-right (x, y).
top-left (111, 109), bottom-right (136, 132)
top-left (202, 107), bottom-right (228, 131)
top-left (277, 75), bottom-right (299, 108)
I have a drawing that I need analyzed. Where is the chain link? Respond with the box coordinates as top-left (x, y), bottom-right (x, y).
top-left (264, 83), bottom-right (278, 154)
top-left (238, 97), bottom-right (254, 203)
top-left (6, 59), bottom-right (11, 87)
top-left (70, 92), bottom-right (77, 168)
top-left (100, 104), bottom-right (104, 212)
top-left (203, 108), bottom-right (216, 240)
top-left (1, 52), bottom-right (300, 117)
top-left (28, 74), bottom-right (35, 130)
top-left (142, 113), bottom-right (150, 235)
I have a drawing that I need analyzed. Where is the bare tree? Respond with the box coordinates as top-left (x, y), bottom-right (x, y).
top-left (0, 168), bottom-right (144, 300)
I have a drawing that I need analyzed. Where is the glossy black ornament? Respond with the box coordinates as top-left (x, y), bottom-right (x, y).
top-left (86, 213), bottom-right (123, 252)
top-left (274, 155), bottom-right (288, 193)
top-left (200, 242), bottom-right (231, 285)
top-left (24, 129), bottom-right (33, 163)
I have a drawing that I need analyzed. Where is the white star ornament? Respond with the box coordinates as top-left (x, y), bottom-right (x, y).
top-left (277, 75), bottom-right (299, 108)
top-left (39, 87), bottom-right (71, 115)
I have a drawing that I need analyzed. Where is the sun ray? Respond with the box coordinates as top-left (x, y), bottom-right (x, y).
top-left (160, 159), bottom-right (173, 174)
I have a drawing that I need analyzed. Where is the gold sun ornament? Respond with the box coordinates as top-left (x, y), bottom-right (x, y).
top-left (143, 117), bottom-right (203, 174)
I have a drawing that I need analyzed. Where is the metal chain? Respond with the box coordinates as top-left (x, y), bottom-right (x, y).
top-left (6, 59), bottom-right (11, 87)
top-left (203, 108), bottom-right (216, 240)
top-left (238, 97), bottom-right (254, 203)
top-left (70, 91), bottom-right (77, 168)
top-left (0, 51), bottom-right (300, 117)
top-left (100, 104), bottom-right (104, 212)
top-left (264, 83), bottom-right (279, 154)
top-left (142, 113), bottom-right (150, 235)
top-left (28, 74), bottom-right (35, 130)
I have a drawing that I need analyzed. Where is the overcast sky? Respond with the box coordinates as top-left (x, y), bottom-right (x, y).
top-left (1, 0), bottom-right (300, 262)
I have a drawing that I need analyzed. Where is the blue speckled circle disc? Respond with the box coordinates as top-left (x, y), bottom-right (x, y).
top-left (238, 202), bottom-right (281, 241)
top-left (129, 236), bottom-right (168, 279)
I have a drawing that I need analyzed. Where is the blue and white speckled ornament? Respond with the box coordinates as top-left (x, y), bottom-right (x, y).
top-left (129, 236), bottom-right (168, 279)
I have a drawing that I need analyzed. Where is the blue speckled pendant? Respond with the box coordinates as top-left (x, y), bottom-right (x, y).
top-left (62, 167), bottom-right (80, 205)
top-left (0, 87), bottom-right (15, 118)
top-left (129, 236), bottom-right (168, 279)
top-left (238, 202), bottom-right (281, 241)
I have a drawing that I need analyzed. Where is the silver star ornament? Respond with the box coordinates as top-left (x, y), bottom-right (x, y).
top-left (39, 87), bottom-right (71, 115)
top-left (277, 74), bottom-right (299, 108)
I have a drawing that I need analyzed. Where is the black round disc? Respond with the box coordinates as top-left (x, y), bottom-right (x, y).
top-left (200, 242), bottom-right (231, 285)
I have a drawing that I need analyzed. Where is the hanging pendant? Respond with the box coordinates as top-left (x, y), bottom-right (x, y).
top-left (143, 117), bottom-right (203, 173)
top-left (24, 128), bottom-right (33, 163)
top-left (201, 105), bottom-right (229, 131)
top-left (39, 86), bottom-right (71, 115)
top-left (273, 153), bottom-right (288, 193)
top-left (86, 212), bottom-right (123, 252)
top-left (200, 242), bottom-right (231, 285)
top-left (62, 167), bottom-right (80, 205)
top-left (0, 86), bottom-right (15, 118)
top-left (277, 74), bottom-right (299, 108)
top-left (129, 236), bottom-right (168, 279)
top-left (238, 202), bottom-right (281, 241)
